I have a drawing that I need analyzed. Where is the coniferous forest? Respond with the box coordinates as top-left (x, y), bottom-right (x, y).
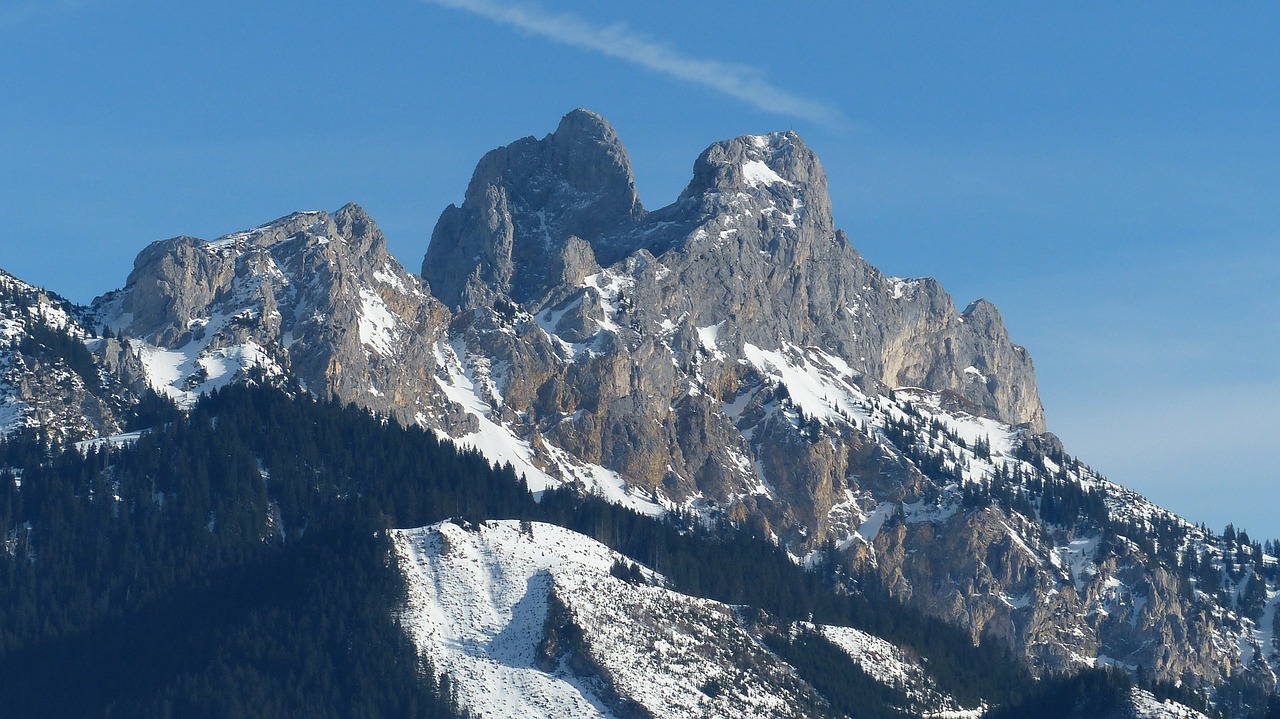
top-left (0, 384), bottom-right (1264, 717)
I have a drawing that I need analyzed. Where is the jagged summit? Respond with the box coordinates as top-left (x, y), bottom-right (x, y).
top-left (680, 131), bottom-right (829, 211)
top-left (423, 108), bottom-right (645, 311)
top-left (420, 111), bottom-right (1042, 429)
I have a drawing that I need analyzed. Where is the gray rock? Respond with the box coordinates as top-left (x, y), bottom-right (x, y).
top-left (423, 109), bottom-right (644, 311)
top-left (93, 204), bottom-right (456, 430)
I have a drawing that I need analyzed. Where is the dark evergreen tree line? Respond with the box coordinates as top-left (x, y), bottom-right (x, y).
top-left (0, 383), bottom-right (1259, 717)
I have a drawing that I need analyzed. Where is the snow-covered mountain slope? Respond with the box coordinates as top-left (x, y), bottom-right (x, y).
top-left (391, 519), bottom-right (979, 719)
top-left (0, 269), bottom-right (130, 443)
top-left (816, 623), bottom-right (977, 716)
top-left (1130, 689), bottom-right (1209, 719)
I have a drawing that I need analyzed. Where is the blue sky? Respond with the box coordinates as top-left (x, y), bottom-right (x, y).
top-left (3, 1), bottom-right (1277, 538)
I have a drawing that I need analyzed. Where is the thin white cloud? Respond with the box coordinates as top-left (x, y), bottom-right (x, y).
top-left (421, 0), bottom-right (846, 128)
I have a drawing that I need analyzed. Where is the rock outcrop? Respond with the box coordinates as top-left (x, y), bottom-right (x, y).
top-left (424, 109), bottom-right (646, 311)
top-left (93, 204), bottom-right (456, 429)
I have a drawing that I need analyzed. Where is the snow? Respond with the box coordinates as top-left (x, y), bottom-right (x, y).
top-left (818, 624), bottom-right (978, 715)
top-left (204, 234), bottom-right (248, 252)
top-left (581, 270), bottom-right (634, 334)
top-left (1130, 688), bottom-right (1208, 718)
top-left (903, 495), bottom-right (962, 525)
top-left (198, 341), bottom-right (278, 390)
top-left (433, 338), bottom-right (553, 491)
top-left (720, 385), bottom-right (758, 425)
top-left (741, 160), bottom-right (789, 188)
top-left (0, 399), bottom-right (29, 437)
top-left (887, 277), bottom-right (922, 300)
top-left (74, 431), bottom-right (145, 454)
top-left (1253, 588), bottom-right (1280, 678)
top-left (1001, 521), bottom-right (1040, 561)
top-left (1058, 536), bottom-right (1100, 592)
top-left (741, 342), bottom-right (869, 425)
top-left (890, 388), bottom-right (1016, 459)
top-left (533, 296), bottom-right (610, 361)
top-left (582, 270), bottom-right (634, 306)
top-left (137, 345), bottom-right (192, 402)
top-left (819, 624), bottom-right (915, 686)
top-left (357, 287), bottom-right (399, 356)
top-left (431, 338), bottom-right (662, 516)
top-left (393, 521), bottom-right (821, 719)
top-left (542, 443), bottom-right (663, 516)
top-left (394, 521), bottom-right (618, 719)
top-left (135, 338), bottom-right (282, 408)
top-left (696, 322), bottom-right (727, 360)
top-left (842, 502), bottom-right (895, 550)
top-left (372, 264), bottom-right (420, 296)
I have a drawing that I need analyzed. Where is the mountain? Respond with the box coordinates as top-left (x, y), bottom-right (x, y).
top-left (0, 269), bottom-right (134, 444)
top-left (90, 204), bottom-right (460, 429)
top-left (0, 109), bottom-right (1275, 713)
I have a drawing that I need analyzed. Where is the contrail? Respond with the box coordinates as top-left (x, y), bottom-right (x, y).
top-left (421, 0), bottom-right (846, 128)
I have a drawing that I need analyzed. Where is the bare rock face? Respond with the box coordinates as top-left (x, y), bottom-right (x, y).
top-left (423, 109), bottom-right (645, 311)
top-left (92, 204), bottom-right (456, 429)
top-left (413, 117), bottom-right (1046, 547)
top-left (423, 117), bottom-right (1044, 434)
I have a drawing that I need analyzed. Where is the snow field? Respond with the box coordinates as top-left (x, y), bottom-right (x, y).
top-left (392, 521), bottom-right (823, 719)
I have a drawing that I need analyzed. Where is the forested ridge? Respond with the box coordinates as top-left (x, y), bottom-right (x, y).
top-left (0, 384), bottom-right (1245, 717)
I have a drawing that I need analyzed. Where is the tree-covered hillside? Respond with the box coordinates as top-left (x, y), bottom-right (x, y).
top-left (0, 385), bottom-right (1237, 717)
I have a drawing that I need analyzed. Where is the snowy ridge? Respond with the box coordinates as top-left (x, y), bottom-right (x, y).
top-left (816, 624), bottom-right (977, 715)
top-left (393, 520), bottom-right (968, 719)
top-left (1130, 688), bottom-right (1209, 718)
top-left (0, 269), bottom-right (123, 441)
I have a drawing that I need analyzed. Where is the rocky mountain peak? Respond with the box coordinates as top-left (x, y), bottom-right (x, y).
top-left (673, 131), bottom-right (834, 239)
top-left (333, 202), bottom-right (388, 258)
top-left (90, 206), bottom-right (453, 425)
top-left (423, 109), bottom-right (644, 311)
top-left (546, 108), bottom-right (639, 203)
top-left (684, 132), bottom-right (813, 192)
